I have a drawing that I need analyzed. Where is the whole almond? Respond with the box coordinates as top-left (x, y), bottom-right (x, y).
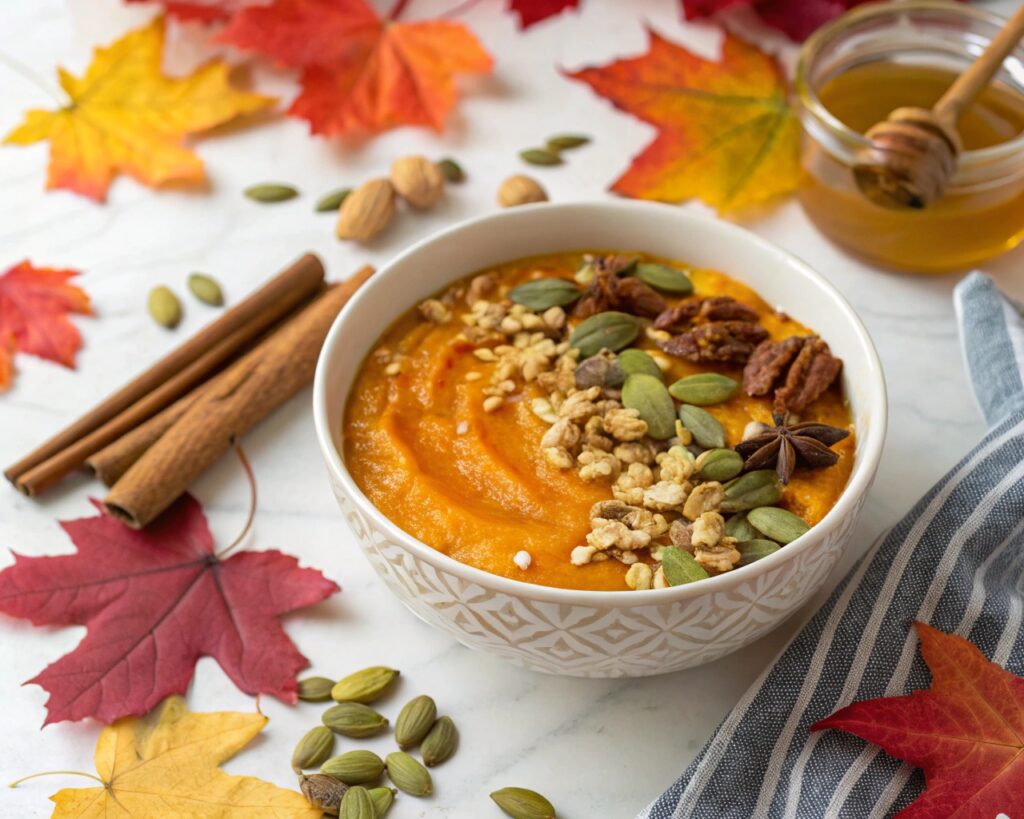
top-left (390, 155), bottom-right (444, 209)
top-left (336, 178), bottom-right (396, 241)
top-left (498, 175), bottom-right (548, 208)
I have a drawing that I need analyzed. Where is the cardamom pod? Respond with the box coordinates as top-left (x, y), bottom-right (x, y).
top-left (421, 715), bottom-right (458, 767)
top-left (668, 373), bottom-right (738, 406)
top-left (519, 148), bottom-right (562, 166)
top-left (322, 750), bottom-right (385, 785)
top-left (574, 351), bottom-right (625, 389)
top-left (490, 786), bottom-right (557, 819)
top-left (724, 511), bottom-right (758, 542)
top-left (546, 133), bottom-right (590, 151)
top-left (395, 695), bottom-right (437, 749)
top-left (331, 666), bottom-right (400, 703)
top-left (298, 675), bottom-right (336, 702)
top-left (622, 373), bottom-right (676, 440)
top-left (385, 751), bottom-right (432, 796)
top-left (738, 538), bottom-right (780, 566)
top-left (618, 348), bottom-right (663, 380)
top-left (694, 448), bottom-right (743, 482)
top-left (508, 278), bottom-right (582, 311)
top-left (339, 786), bottom-right (376, 819)
top-left (569, 311), bottom-right (641, 358)
top-left (244, 183), bottom-right (298, 203)
top-left (147, 286), bottom-right (182, 329)
top-left (187, 273), bottom-right (224, 306)
top-left (678, 404), bottom-right (727, 449)
top-left (300, 773), bottom-right (348, 815)
top-left (316, 188), bottom-right (352, 212)
top-left (322, 702), bottom-right (390, 738)
top-left (631, 262), bottom-right (693, 295)
top-left (720, 470), bottom-right (783, 513)
top-left (292, 725), bottom-right (335, 771)
top-left (748, 506), bottom-right (810, 544)
top-left (660, 546), bottom-right (710, 585)
top-left (368, 787), bottom-right (397, 816)
top-left (437, 157), bottom-right (465, 183)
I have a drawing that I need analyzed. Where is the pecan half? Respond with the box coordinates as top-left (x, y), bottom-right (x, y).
top-left (658, 321), bottom-right (768, 364)
top-left (574, 272), bottom-right (666, 319)
top-left (654, 296), bottom-right (759, 332)
top-left (774, 337), bottom-right (842, 414)
top-left (743, 336), bottom-right (805, 396)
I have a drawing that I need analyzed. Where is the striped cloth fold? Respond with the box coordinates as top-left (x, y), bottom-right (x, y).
top-left (642, 272), bottom-right (1024, 819)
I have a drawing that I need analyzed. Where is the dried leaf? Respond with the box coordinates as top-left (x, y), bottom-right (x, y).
top-left (0, 261), bottom-right (91, 392)
top-left (813, 622), bottom-right (1024, 818)
top-left (566, 28), bottom-right (800, 213)
top-left (0, 494), bottom-right (339, 725)
top-left (681, 0), bottom-right (875, 42)
top-left (219, 0), bottom-right (493, 137)
top-left (4, 18), bottom-right (275, 201)
top-left (125, 0), bottom-right (247, 22)
top-left (46, 697), bottom-right (320, 818)
top-left (508, 0), bottom-right (581, 29)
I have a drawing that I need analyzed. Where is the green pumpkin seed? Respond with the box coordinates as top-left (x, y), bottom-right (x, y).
top-left (631, 262), bottom-right (694, 295)
top-left (339, 786), bottom-right (375, 819)
top-left (622, 374), bottom-right (677, 440)
top-left (421, 715), bottom-right (458, 767)
top-left (569, 311), bottom-right (641, 358)
top-left (678, 404), bottom-right (726, 449)
top-left (322, 751), bottom-right (385, 785)
top-left (720, 470), bottom-right (783, 513)
top-left (292, 725), bottom-right (335, 771)
top-left (437, 157), bottom-right (465, 183)
top-left (661, 546), bottom-right (710, 585)
top-left (738, 539), bottom-right (780, 566)
top-left (395, 695), bottom-right (437, 749)
top-left (147, 286), bottom-right (182, 329)
top-left (668, 373), bottom-right (738, 405)
top-left (368, 786), bottom-right (397, 816)
top-left (299, 773), bottom-right (347, 815)
top-left (244, 183), bottom-right (298, 203)
top-left (322, 702), bottom-right (389, 738)
top-left (724, 511), bottom-right (759, 542)
top-left (490, 787), bottom-right (557, 819)
top-left (695, 448), bottom-right (743, 482)
top-left (546, 133), bottom-right (590, 151)
top-left (316, 187), bottom-right (352, 212)
top-left (748, 507), bottom-right (810, 544)
top-left (331, 666), bottom-right (400, 703)
top-left (509, 278), bottom-right (581, 311)
top-left (519, 148), bottom-right (562, 166)
top-left (385, 752), bottom-right (432, 796)
top-left (618, 348), bottom-right (663, 380)
top-left (187, 273), bottom-right (224, 306)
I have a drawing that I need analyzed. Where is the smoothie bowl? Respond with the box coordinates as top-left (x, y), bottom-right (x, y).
top-left (313, 202), bottom-right (886, 677)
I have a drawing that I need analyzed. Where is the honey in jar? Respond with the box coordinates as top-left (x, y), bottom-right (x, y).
top-left (795, 2), bottom-right (1024, 274)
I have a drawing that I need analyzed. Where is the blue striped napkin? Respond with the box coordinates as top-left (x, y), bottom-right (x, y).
top-left (642, 272), bottom-right (1024, 819)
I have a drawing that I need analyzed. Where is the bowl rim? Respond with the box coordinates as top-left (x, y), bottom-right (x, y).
top-left (313, 201), bottom-right (888, 608)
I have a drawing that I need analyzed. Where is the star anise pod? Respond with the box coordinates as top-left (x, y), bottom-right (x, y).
top-left (735, 413), bottom-right (849, 484)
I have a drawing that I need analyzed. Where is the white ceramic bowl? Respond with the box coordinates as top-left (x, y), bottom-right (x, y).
top-left (313, 201), bottom-right (886, 678)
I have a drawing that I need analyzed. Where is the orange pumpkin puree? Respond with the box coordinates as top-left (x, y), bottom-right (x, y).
top-left (344, 252), bottom-right (854, 591)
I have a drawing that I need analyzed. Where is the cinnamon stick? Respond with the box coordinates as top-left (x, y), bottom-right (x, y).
top-left (104, 265), bottom-right (374, 528)
top-left (5, 253), bottom-right (325, 494)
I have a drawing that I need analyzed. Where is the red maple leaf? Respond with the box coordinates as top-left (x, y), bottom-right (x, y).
top-left (508, 0), bottom-right (581, 29)
top-left (0, 494), bottom-right (339, 725)
top-left (812, 622), bottom-right (1024, 818)
top-left (681, 0), bottom-right (874, 42)
top-left (218, 0), bottom-right (493, 136)
top-left (0, 261), bottom-right (91, 392)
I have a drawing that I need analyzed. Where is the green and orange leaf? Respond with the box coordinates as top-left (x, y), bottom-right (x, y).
top-left (566, 28), bottom-right (800, 213)
top-left (4, 17), bottom-right (275, 201)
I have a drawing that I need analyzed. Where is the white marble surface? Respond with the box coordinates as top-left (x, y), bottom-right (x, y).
top-left (1, 1), bottom-right (1023, 816)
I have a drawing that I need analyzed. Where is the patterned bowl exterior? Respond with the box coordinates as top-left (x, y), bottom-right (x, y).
top-left (327, 468), bottom-right (865, 677)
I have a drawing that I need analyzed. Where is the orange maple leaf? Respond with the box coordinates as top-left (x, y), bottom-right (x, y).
top-left (219, 0), bottom-right (494, 136)
top-left (3, 18), bottom-right (275, 202)
top-left (0, 261), bottom-right (91, 392)
top-left (566, 28), bottom-right (800, 213)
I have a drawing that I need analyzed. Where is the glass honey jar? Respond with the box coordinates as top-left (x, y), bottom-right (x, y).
top-left (795, 1), bottom-right (1024, 274)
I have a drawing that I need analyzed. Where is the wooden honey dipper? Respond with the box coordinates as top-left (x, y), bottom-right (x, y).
top-left (853, 4), bottom-right (1024, 210)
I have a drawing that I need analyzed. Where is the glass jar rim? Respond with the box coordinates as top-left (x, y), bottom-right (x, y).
top-left (795, 0), bottom-right (1024, 169)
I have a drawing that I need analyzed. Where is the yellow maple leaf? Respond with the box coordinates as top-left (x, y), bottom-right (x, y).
top-left (4, 18), bottom-right (274, 202)
top-left (42, 698), bottom-right (320, 818)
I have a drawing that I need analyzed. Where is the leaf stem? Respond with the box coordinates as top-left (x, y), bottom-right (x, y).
top-left (215, 443), bottom-right (257, 559)
top-left (439, 0), bottom-right (488, 18)
top-left (0, 50), bottom-right (67, 106)
top-left (386, 0), bottom-right (413, 20)
top-left (9, 771), bottom-right (105, 788)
